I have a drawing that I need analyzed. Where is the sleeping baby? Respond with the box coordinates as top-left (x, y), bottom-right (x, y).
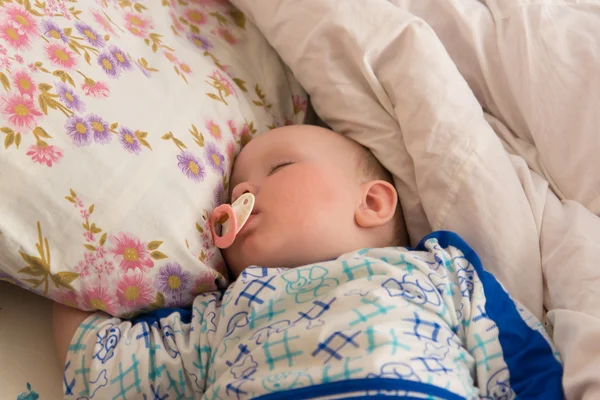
top-left (53, 125), bottom-right (563, 399)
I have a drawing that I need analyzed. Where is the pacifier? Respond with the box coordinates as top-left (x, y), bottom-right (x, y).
top-left (209, 192), bottom-right (255, 249)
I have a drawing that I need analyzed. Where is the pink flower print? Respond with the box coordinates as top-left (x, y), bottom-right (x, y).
top-left (95, 246), bottom-right (106, 259)
top-left (226, 141), bottom-right (236, 164)
top-left (215, 27), bottom-right (237, 45)
top-left (186, 9), bottom-right (207, 25)
top-left (209, 70), bottom-right (235, 98)
top-left (164, 51), bottom-right (177, 64)
top-left (83, 231), bottom-right (95, 242)
top-left (124, 12), bottom-right (152, 37)
top-left (80, 209), bottom-right (90, 219)
top-left (84, 251), bottom-right (97, 266)
top-left (0, 57), bottom-right (11, 69)
top-left (13, 70), bottom-right (35, 97)
top-left (192, 273), bottom-right (217, 295)
top-left (82, 80), bottom-right (110, 97)
top-left (94, 259), bottom-right (115, 276)
top-left (5, 6), bottom-right (38, 35)
top-left (65, 115), bottom-right (93, 147)
top-left (98, 52), bottom-right (120, 78)
top-left (109, 46), bottom-right (132, 70)
top-left (14, 54), bottom-right (23, 64)
top-left (75, 260), bottom-right (91, 278)
top-left (117, 272), bottom-right (154, 309)
top-left (75, 22), bottom-right (104, 48)
top-left (80, 285), bottom-right (116, 314)
top-left (179, 63), bottom-right (192, 75)
top-left (169, 11), bottom-right (184, 33)
top-left (56, 82), bottom-right (85, 112)
top-left (202, 240), bottom-right (212, 251)
top-left (0, 21), bottom-right (32, 50)
top-left (0, 44), bottom-right (7, 55)
top-left (239, 122), bottom-right (251, 144)
top-left (41, 20), bottom-right (68, 42)
top-left (177, 151), bottom-right (205, 182)
top-left (46, 43), bottom-right (77, 69)
top-left (103, 260), bottom-right (115, 275)
top-left (92, 10), bottom-right (115, 34)
top-left (227, 120), bottom-right (237, 136)
top-left (205, 120), bottom-right (222, 142)
top-left (119, 127), bottom-right (142, 154)
top-left (110, 232), bottom-right (154, 272)
top-left (28, 62), bottom-right (38, 72)
top-left (200, 231), bottom-right (210, 243)
top-left (292, 95), bottom-right (307, 115)
top-left (58, 2), bottom-right (71, 20)
top-left (26, 143), bottom-right (63, 167)
top-left (205, 142), bottom-right (225, 176)
top-left (190, 34), bottom-right (212, 51)
top-left (88, 114), bottom-right (111, 144)
top-left (1, 94), bottom-right (42, 129)
top-left (56, 290), bottom-right (78, 309)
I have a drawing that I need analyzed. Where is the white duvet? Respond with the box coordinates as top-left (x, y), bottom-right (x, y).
top-left (230, 1), bottom-right (600, 398)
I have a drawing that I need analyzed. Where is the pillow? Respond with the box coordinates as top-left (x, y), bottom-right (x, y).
top-left (0, 0), bottom-right (307, 317)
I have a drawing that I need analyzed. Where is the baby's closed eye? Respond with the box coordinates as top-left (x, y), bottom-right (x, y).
top-left (268, 161), bottom-right (294, 175)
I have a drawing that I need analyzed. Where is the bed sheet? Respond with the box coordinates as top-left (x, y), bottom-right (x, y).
top-left (392, 0), bottom-right (600, 214)
top-left (0, 282), bottom-right (62, 399)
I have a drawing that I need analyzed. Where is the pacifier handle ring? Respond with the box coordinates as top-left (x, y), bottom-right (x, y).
top-left (209, 204), bottom-right (238, 249)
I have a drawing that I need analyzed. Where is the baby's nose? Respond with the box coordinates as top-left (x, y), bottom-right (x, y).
top-left (231, 182), bottom-right (255, 202)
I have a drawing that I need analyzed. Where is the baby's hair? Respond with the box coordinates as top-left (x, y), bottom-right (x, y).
top-left (355, 143), bottom-right (394, 185)
top-left (352, 141), bottom-right (407, 247)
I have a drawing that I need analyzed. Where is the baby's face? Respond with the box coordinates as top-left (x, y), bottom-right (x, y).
top-left (223, 125), bottom-right (364, 277)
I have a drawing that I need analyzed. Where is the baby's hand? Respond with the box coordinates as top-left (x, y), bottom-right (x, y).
top-left (52, 302), bottom-right (94, 365)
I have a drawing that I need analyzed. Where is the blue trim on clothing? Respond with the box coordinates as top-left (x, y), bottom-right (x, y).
top-left (130, 307), bottom-right (192, 325)
top-left (254, 378), bottom-right (465, 400)
top-left (416, 231), bottom-right (564, 399)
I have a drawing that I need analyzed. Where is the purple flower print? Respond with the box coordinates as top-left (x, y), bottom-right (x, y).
top-left (155, 262), bottom-right (191, 297)
top-left (75, 22), bottom-right (104, 47)
top-left (65, 115), bottom-right (92, 147)
top-left (109, 45), bottom-right (133, 71)
top-left (177, 151), bottom-right (205, 182)
top-left (88, 114), bottom-right (111, 144)
top-left (205, 142), bottom-right (225, 175)
top-left (55, 82), bottom-right (85, 112)
top-left (97, 52), bottom-right (119, 78)
top-left (119, 127), bottom-right (141, 154)
top-left (213, 181), bottom-right (224, 206)
top-left (190, 33), bottom-right (212, 50)
top-left (42, 20), bottom-right (68, 42)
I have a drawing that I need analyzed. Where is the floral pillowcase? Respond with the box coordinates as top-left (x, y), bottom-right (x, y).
top-left (0, 0), bottom-right (307, 317)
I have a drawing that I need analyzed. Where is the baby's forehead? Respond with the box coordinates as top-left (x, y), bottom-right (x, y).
top-left (231, 127), bottom-right (360, 177)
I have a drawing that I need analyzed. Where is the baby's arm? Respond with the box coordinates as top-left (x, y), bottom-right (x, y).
top-left (53, 292), bottom-right (221, 399)
top-left (53, 302), bottom-right (93, 365)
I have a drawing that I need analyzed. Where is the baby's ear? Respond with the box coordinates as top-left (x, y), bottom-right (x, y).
top-left (355, 180), bottom-right (398, 228)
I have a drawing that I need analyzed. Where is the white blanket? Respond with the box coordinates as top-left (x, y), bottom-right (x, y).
top-left (230, 1), bottom-right (600, 398)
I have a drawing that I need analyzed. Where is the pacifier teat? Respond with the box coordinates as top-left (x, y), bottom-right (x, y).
top-left (209, 193), bottom-right (255, 249)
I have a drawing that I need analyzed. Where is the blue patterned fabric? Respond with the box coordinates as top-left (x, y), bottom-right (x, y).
top-left (64, 232), bottom-right (563, 399)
